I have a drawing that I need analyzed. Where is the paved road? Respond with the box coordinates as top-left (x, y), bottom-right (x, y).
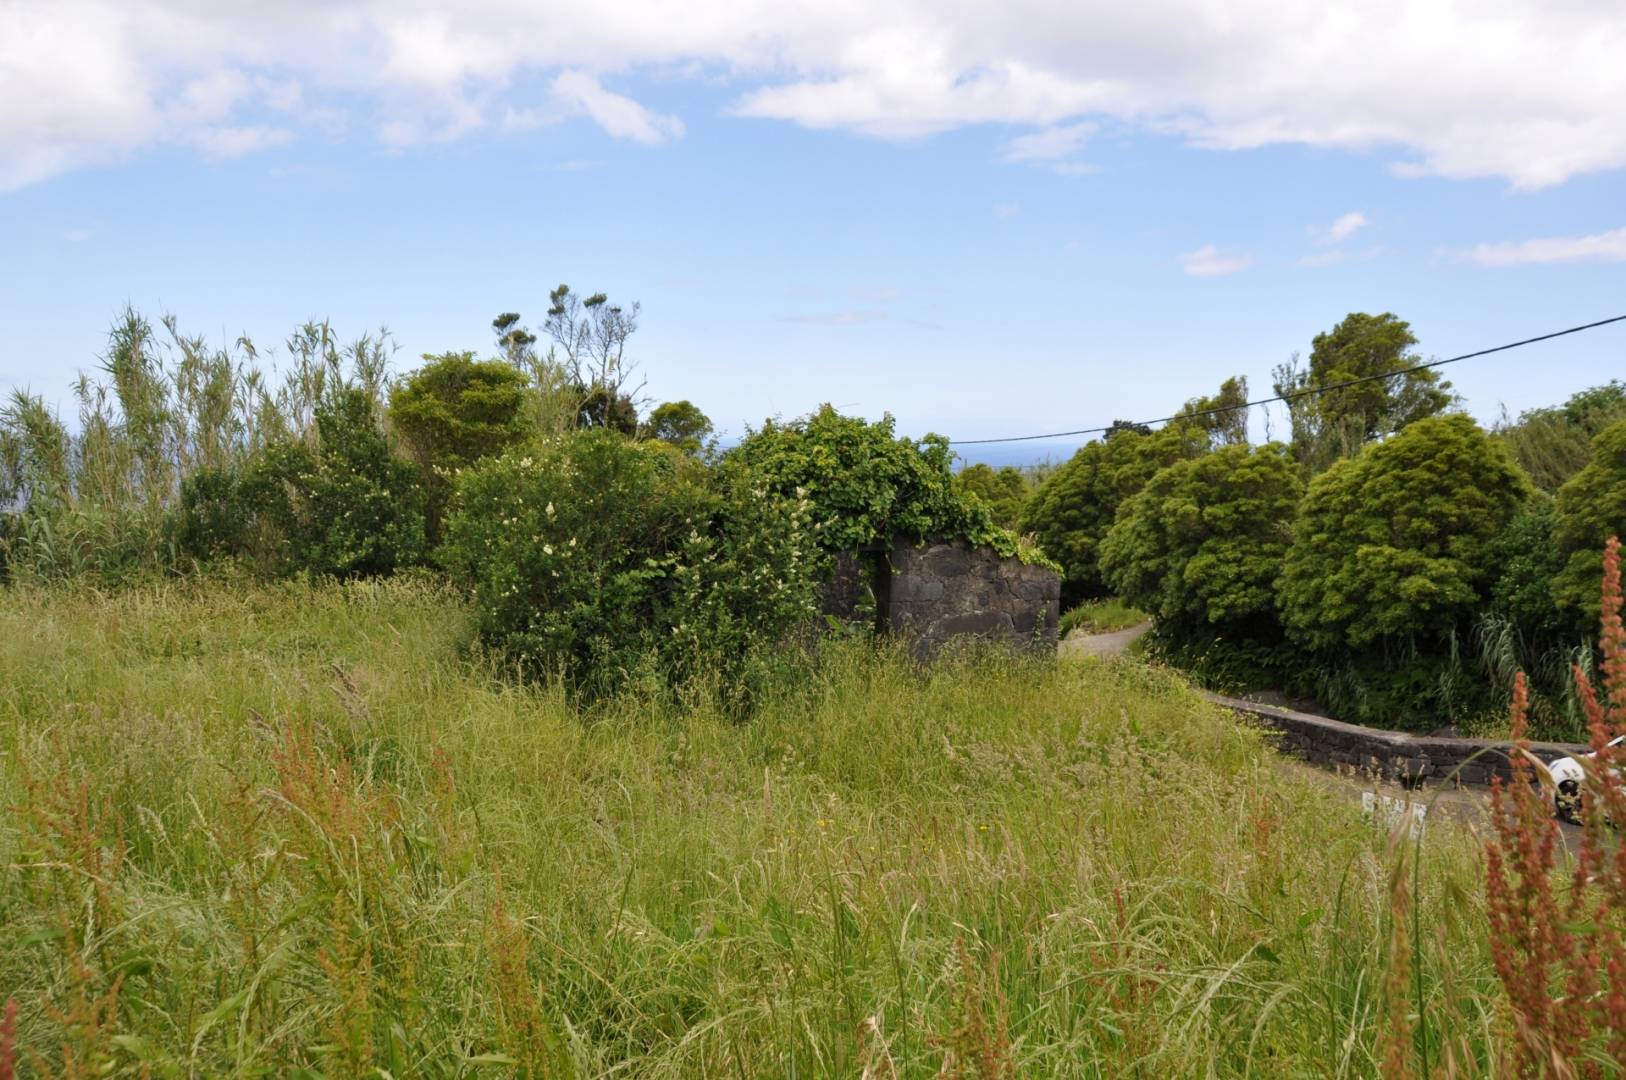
top-left (1059, 620), bottom-right (1152, 659)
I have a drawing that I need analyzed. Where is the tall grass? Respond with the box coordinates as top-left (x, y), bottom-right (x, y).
top-left (0, 312), bottom-right (395, 584)
top-left (0, 578), bottom-right (1510, 1075)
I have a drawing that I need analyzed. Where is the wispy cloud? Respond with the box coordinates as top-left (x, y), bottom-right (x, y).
top-left (993, 201), bottom-right (1021, 220)
top-left (1326, 210), bottom-right (1369, 242)
top-left (63, 228), bottom-right (92, 243)
top-left (1178, 244), bottom-right (1253, 277)
top-left (1452, 225), bottom-right (1626, 267)
top-left (551, 71), bottom-right (684, 145)
top-left (1000, 121), bottom-right (1096, 173)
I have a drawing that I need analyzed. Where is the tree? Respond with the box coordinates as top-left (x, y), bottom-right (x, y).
top-left (1552, 418), bottom-right (1626, 619)
top-left (389, 352), bottom-right (531, 470)
top-left (1277, 414), bottom-right (1531, 651)
top-left (1272, 313), bottom-right (1455, 471)
top-left (490, 312), bottom-right (577, 437)
top-left (1177, 375), bottom-right (1250, 448)
top-left (1101, 443), bottom-right (1301, 636)
top-left (643, 400), bottom-right (713, 455)
top-left (576, 384), bottom-right (639, 435)
top-left (544, 284), bottom-right (645, 421)
top-left (492, 313), bottom-right (537, 367)
top-left (957, 463), bottom-right (1030, 529)
top-left (1019, 424), bottom-right (1209, 604)
top-left (1496, 380), bottom-right (1626, 493)
top-left (388, 352), bottom-right (531, 540)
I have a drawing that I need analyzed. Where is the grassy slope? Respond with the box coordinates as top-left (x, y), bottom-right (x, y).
top-left (0, 579), bottom-right (1500, 1076)
top-left (1059, 597), bottom-right (1149, 638)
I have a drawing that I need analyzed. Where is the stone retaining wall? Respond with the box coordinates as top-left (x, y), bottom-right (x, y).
top-left (816, 539), bottom-right (1062, 658)
top-left (888, 541), bottom-right (1061, 658)
top-left (1204, 691), bottom-right (1587, 787)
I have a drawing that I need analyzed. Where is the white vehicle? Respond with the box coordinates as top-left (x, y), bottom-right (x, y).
top-left (1546, 735), bottom-right (1626, 824)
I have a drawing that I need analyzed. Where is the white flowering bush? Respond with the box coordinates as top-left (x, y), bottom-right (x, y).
top-left (441, 429), bottom-right (819, 698)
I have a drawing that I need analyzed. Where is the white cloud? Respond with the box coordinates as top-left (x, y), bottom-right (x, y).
top-left (1179, 244), bottom-right (1253, 277)
top-left (1000, 121), bottom-right (1096, 172)
top-left (4, 1), bottom-right (1626, 190)
top-left (1454, 225), bottom-right (1626, 267)
top-left (1327, 211), bottom-right (1368, 242)
top-left (993, 201), bottom-right (1021, 220)
top-left (551, 70), bottom-right (684, 144)
top-left (64, 228), bottom-right (92, 243)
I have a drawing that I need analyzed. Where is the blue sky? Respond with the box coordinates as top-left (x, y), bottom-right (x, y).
top-left (3, 3), bottom-right (1624, 466)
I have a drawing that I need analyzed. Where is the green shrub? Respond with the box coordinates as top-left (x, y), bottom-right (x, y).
top-left (1101, 443), bottom-right (1301, 637)
top-left (179, 390), bottom-right (427, 579)
top-left (176, 465), bottom-right (251, 562)
top-left (730, 405), bottom-right (1030, 561)
top-left (1020, 425), bottom-right (1208, 604)
top-left (1552, 418), bottom-right (1626, 620)
top-left (441, 429), bottom-right (820, 698)
top-left (1487, 501), bottom-right (1567, 643)
top-left (1277, 414), bottom-right (1531, 651)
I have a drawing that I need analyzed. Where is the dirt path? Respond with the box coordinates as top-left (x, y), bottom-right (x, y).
top-left (1059, 620), bottom-right (1152, 659)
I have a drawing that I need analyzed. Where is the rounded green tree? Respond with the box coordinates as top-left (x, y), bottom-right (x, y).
top-left (1020, 425), bottom-right (1208, 604)
top-left (388, 352), bottom-right (531, 540)
top-left (730, 405), bottom-right (1018, 557)
top-left (1101, 443), bottom-right (1302, 636)
top-left (1277, 414), bottom-right (1531, 651)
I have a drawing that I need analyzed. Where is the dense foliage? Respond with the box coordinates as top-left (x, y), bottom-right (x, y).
top-left (1101, 442), bottom-right (1301, 635)
top-left (641, 399), bottom-right (714, 455)
top-left (1496, 380), bottom-right (1626, 493)
top-left (388, 352), bottom-right (532, 471)
top-left (440, 429), bottom-right (819, 697)
top-left (1177, 375), bottom-right (1251, 448)
top-left (387, 352), bottom-right (531, 541)
top-left (955, 462), bottom-right (1031, 528)
top-left (1272, 312), bottom-right (1455, 471)
top-left (1020, 424), bottom-right (1208, 603)
top-left (1277, 414), bottom-right (1530, 651)
top-left (181, 389), bottom-right (428, 579)
top-left (1552, 418), bottom-right (1626, 619)
top-left (730, 405), bottom-right (1033, 561)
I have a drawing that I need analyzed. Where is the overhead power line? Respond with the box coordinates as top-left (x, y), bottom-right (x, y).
top-left (948, 314), bottom-right (1626, 446)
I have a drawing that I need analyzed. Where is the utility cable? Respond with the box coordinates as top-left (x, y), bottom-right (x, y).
top-left (948, 313), bottom-right (1626, 446)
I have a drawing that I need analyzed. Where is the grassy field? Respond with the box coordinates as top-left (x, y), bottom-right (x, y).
top-left (0, 578), bottom-right (1504, 1076)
